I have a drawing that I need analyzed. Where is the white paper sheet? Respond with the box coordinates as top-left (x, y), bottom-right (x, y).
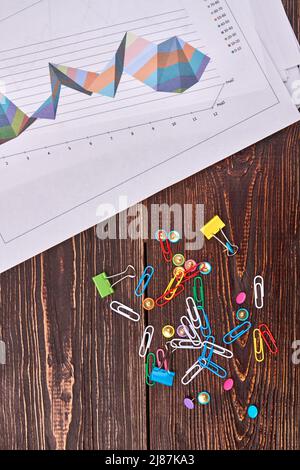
top-left (0, 0), bottom-right (299, 273)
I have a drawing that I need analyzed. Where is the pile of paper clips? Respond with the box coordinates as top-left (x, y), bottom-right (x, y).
top-left (93, 215), bottom-right (278, 415)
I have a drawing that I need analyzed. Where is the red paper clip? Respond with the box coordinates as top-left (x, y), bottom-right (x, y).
top-left (157, 230), bottom-right (173, 262)
top-left (182, 262), bottom-right (201, 283)
top-left (155, 283), bottom-right (185, 307)
top-left (258, 323), bottom-right (278, 354)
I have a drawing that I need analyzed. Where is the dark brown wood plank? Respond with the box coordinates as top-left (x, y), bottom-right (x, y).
top-left (0, 0), bottom-right (299, 451)
top-left (145, 0), bottom-right (300, 450)
top-left (146, 120), bottom-right (299, 450)
top-left (0, 224), bottom-right (147, 449)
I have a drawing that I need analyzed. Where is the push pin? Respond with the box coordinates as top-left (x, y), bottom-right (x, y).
top-left (183, 397), bottom-right (196, 409)
top-left (92, 264), bottom-right (136, 298)
top-left (200, 215), bottom-right (238, 256)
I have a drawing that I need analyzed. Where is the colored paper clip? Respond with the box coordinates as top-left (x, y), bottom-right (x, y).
top-left (223, 321), bottom-right (252, 345)
top-left (157, 231), bottom-right (173, 262)
top-left (199, 336), bottom-right (215, 364)
top-left (155, 285), bottom-right (184, 307)
top-left (181, 360), bottom-right (204, 385)
top-left (193, 276), bottom-right (204, 308)
top-left (203, 340), bottom-right (233, 359)
top-left (170, 338), bottom-right (202, 350)
top-left (135, 265), bottom-right (154, 297)
top-left (163, 270), bottom-right (185, 301)
top-left (200, 215), bottom-right (238, 256)
top-left (110, 301), bottom-right (140, 322)
top-left (145, 352), bottom-right (156, 386)
top-left (197, 307), bottom-right (212, 338)
top-left (139, 325), bottom-right (154, 357)
top-left (150, 367), bottom-right (175, 387)
top-left (198, 358), bottom-right (227, 379)
top-left (182, 263), bottom-right (201, 283)
top-left (259, 323), bottom-right (278, 354)
top-left (180, 315), bottom-right (202, 345)
top-left (186, 296), bottom-right (201, 329)
top-left (156, 348), bottom-right (169, 371)
top-left (254, 275), bottom-right (264, 309)
top-left (253, 328), bottom-right (264, 362)
top-left (93, 264), bottom-right (136, 298)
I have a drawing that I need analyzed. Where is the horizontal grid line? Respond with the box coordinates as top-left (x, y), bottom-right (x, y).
top-left (27, 83), bottom-right (224, 131)
top-left (1, 15), bottom-right (190, 61)
top-left (0, 24), bottom-right (195, 73)
top-left (24, 75), bottom-right (220, 114)
top-left (0, 82), bottom-right (226, 160)
top-left (0, 8), bottom-right (185, 53)
top-left (23, 70), bottom-right (218, 109)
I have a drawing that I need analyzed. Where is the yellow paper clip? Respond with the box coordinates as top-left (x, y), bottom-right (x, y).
top-left (163, 270), bottom-right (185, 301)
top-left (253, 328), bottom-right (264, 362)
top-left (200, 215), bottom-right (238, 256)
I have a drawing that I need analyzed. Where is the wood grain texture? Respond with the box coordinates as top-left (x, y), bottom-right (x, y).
top-left (0, 0), bottom-right (299, 451)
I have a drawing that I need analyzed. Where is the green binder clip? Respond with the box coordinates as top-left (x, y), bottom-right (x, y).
top-left (92, 264), bottom-right (136, 299)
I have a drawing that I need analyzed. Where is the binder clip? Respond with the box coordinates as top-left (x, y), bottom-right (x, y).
top-left (92, 264), bottom-right (136, 298)
top-left (200, 215), bottom-right (238, 256)
top-left (149, 367), bottom-right (175, 387)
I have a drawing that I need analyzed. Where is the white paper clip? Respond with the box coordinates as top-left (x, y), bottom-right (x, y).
top-left (181, 360), bottom-right (204, 385)
top-left (139, 325), bottom-right (154, 357)
top-left (180, 315), bottom-right (202, 345)
top-left (202, 340), bottom-right (233, 359)
top-left (185, 296), bottom-right (201, 329)
top-left (170, 338), bottom-right (202, 350)
top-left (110, 301), bottom-right (140, 322)
top-left (254, 275), bottom-right (264, 309)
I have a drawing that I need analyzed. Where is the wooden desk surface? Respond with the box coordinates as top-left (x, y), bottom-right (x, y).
top-left (0, 0), bottom-right (299, 451)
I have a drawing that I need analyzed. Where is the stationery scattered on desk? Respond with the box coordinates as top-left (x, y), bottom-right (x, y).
top-left (93, 214), bottom-right (277, 419)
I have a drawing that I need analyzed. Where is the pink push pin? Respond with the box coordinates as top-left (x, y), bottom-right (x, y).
top-left (236, 292), bottom-right (246, 305)
top-left (223, 378), bottom-right (234, 391)
top-left (183, 397), bottom-right (195, 409)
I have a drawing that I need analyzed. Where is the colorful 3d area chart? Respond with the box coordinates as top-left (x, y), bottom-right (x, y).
top-left (0, 32), bottom-right (210, 145)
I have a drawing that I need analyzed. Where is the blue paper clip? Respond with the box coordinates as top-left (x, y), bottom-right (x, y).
top-left (197, 307), bottom-right (212, 338)
top-left (199, 336), bottom-right (215, 363)
top-left (198, 357), bottom-right (227, 378)
top-left (149, 367), bottom-right (175, 387)
top-left (223, 321), bottom-right (252, 344)
top-left (135, 265), bottom-right (154, 297)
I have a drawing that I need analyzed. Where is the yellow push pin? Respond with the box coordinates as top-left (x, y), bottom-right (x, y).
top-left (162, 325), bottom-right (175, 339)
top-left (200, 215), bottom-right (238, 256)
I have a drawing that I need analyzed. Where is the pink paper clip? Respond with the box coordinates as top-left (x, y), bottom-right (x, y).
top-left (156, 348), bottom-right (169, 371)
top-left (258, 323), bottom-right (278, 354)
top-left (157, 230), bottom-right (173, 263)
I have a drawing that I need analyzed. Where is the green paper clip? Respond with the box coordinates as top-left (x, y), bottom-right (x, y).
top-left (92, 264), bottom-right (136, 299)
top-left (193, 276), bottom-right (205, 308)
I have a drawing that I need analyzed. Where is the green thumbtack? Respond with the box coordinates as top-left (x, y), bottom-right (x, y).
top-left (92, 265), bottom-right (136, 299)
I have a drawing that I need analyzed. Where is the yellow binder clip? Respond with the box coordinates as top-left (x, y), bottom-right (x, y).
top-left (200, 215), bottom-right (238, 256)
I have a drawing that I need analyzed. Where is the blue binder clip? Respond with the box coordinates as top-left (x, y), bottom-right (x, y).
top-left (149, 367), bottom-right (175, 387)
